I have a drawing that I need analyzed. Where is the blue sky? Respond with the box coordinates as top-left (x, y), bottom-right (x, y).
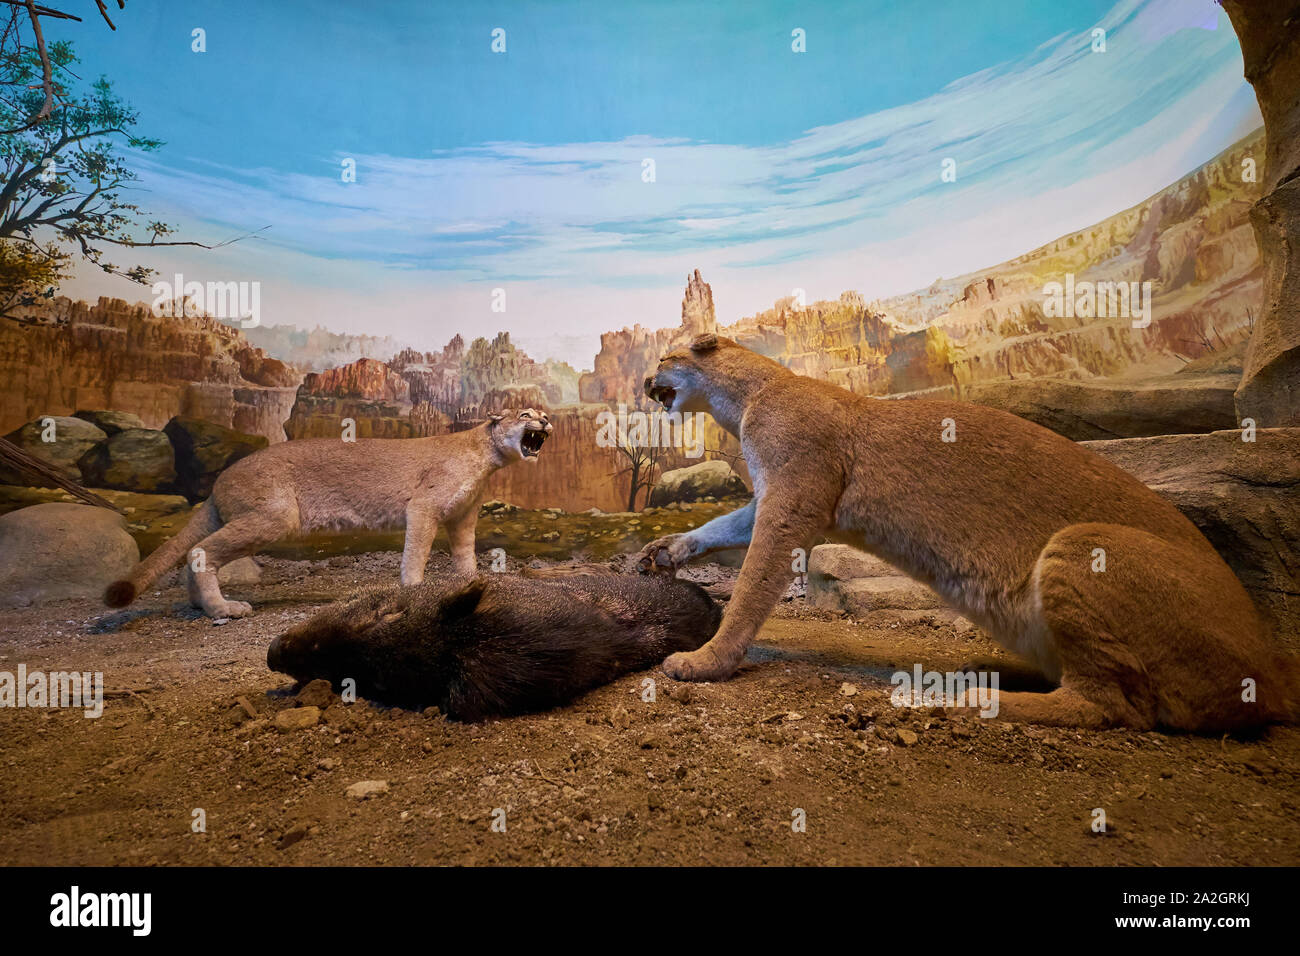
top-left (54, 0), bottom-right (1259, 368)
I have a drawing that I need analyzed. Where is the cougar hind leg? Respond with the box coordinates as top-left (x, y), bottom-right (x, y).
top-left (188, 509), bottom-right (295, 618)
top-left (1014, 522), bottom-right (1273, 732)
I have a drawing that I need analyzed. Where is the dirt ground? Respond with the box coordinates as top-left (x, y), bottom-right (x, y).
top-left (2, 546), bottom-right (1298, 867)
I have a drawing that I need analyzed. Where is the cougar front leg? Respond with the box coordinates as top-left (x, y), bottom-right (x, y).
top-left (638, 498), bottom-right (755, 572)
top-left (662, 493), bottom-right (831, 681)
top-left (445, 510), bottom-right (479, 576)
top-left (401, 505), bottom-right (439, 586)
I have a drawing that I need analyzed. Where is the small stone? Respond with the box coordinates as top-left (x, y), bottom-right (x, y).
top-left (840, 682), bottom-right (859, 698)
top-left (896, 728), bottom-right (919, 746)
top-left (346, 780), bottom-right (390, 800)
top-left (276, 823), bottom-right (310, 850)
top-left (294, 679), bottom-right (334, 709)
top-left (610, 706), bottom-right (631, 730)
top-left (273, 706), bottom-right (321, 731)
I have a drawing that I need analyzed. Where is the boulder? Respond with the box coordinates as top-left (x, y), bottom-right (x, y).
top-left (72, 410), bottom-right (148, 436)
top-left (807, 544), bottom-right (949, 616)
top-left (77, 428), bottom-right (177, 493)
top-left (0, 416), bottom-right (105, 485)
top-left (0, 502), bottom-right (139, 607)
top-left (648, 460), bottom-right (748, 507)
top-left (164, 417), bottom-right (268, 501)
top-left (181, 555), bottom-right (261, 592)
top-left (959, 375), bottom-right (1238, 440)
top-left (1085, 427), bottom-right (1300, 643)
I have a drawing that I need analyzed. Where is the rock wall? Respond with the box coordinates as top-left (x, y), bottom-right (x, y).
top-left (0, 297), bottom-right (300, 442)
top-left (1222, 2), bottom-right (1300, 426)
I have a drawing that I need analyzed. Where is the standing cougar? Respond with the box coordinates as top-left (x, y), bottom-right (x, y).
top-left (104, 409), bottom-right (552, 618)
top-left (637, 334), bottom-right (1298, 732)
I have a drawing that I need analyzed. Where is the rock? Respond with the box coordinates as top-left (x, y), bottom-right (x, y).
top-left (164, 416), bottom-right (268, 501)
top-left (807, 544), bottom-right (948, 616)
top-left (1086, 427), bottom-right (1300, 644)
top-left (958, 375), bottom-right (1239, 440)
top-left (1222, 2), bottom-right (1300, 426)
top-left (667, 683), bottom-right (693, 704)
top-left (180, 555), bottom-right (261, 595)
top-left (276, 822), bottom-right (311, 850)
top-left (294, 678), bottom-right (335, 709)
top-left (896, 728), bottom-right (919, 747)
top-left (346, 780), bottom-right (389, 800)
top-left (648, 460), bottom-right (748, 507)
top-left (580, 269), bottom-right (719, 404)
top-left (840, 682), bottom-right (859, 698)
top-left (808, 544), bottom-right (900, 582)
top-left (0, 416), bottom-right (105, 485)
top-left (273, 706), bottom-right (321, 731)
top-left (0, 298), bottom-right (299, 445)
top-left (0, 502), bottom-right (138, 607)
top-left (610, 706), bottom-right (631, 730)
top-left (76, 427), bottom-right (177, 493)
top-left (73, 410), bottom-right (148, 435)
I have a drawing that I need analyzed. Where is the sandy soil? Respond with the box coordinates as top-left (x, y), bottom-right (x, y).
top-left (1, 548), bottom-right (1297, 867)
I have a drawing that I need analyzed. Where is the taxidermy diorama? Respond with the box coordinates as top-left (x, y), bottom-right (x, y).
top-left (0, 0), bottom-right (1296, 878)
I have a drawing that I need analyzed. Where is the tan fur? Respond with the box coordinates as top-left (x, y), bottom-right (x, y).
top-left (105, 409), bottom-right (552, 618)
top-left (638, 334), bottom-right (1298, 731)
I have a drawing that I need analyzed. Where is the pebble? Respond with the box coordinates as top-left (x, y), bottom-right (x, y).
top-left (274, 706), bottom-right (321, 731)
top-left (294, 679), bottom-right (335, 709)
top-left (276, 823), bottom-right (310, 850)
top-left (346, 780), bottom-right (390, 800)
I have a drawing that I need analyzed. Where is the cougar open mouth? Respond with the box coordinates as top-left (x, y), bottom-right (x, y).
top-left (521, 428), bottom-right (548, 457)
top-left (649, 386), bottom-right (676, 411)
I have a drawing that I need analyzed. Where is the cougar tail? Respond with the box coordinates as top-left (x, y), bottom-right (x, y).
top-left (103, 499), bottom-right (220, 608)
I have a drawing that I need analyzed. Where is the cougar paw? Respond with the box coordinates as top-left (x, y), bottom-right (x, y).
top-left (662, 646), bottom-right (738, 683)
top-left (209, 600), bottom-right (253, 619)
top-left (636, 534), bottom-right (693, 575)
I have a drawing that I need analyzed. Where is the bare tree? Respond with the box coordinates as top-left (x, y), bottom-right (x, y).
top-left (611, 435), bottom-right (665, 512)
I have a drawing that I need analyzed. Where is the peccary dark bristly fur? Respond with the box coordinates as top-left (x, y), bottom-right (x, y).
top-left (266, 573), bottom-right (722, 721)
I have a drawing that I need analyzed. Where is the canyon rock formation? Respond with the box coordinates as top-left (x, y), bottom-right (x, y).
top-left (580, 269), bottom-right (718, 404)
top-left (0, 297), bottom-right (300, 443)
top-left (1222, 1), bottom-right (1300, 426)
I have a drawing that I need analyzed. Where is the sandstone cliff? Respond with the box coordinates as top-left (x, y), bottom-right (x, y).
top-left (580, 269), bottom-right (718, 404)
top-left (722, 129), bottom-right (1265, 398)
top-left (0, 297), bottom-right (301, 442)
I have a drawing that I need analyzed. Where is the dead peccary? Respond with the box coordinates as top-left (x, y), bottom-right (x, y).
top-left (266, 573), bottom-right (722, 721)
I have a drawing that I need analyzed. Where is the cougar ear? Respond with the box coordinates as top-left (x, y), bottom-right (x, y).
top-left (487, 413), bottom-right (505, 427)
top-left (689, 332), bottom-right (719, 353)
